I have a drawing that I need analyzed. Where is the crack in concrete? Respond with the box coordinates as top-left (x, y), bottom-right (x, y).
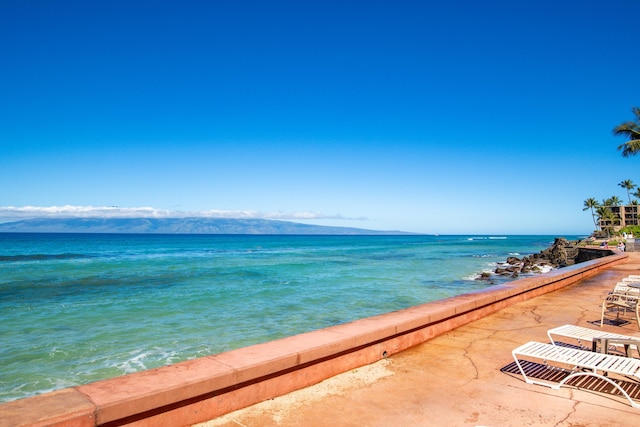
top-left (553, 393), bottom-right (579, 427)
top-left (462, 341), bottom-right (480, 381)
top-left (530, 305), bottom-right (544, 323)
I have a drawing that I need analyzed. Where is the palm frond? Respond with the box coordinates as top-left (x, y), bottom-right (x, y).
top-left (617, 139), bottom-right (640, 157)
top-left (613, 107), bottom-right (640, 157)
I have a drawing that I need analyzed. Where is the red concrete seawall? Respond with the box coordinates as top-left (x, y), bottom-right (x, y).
top-left (0, 252), bottom-right (628, 427)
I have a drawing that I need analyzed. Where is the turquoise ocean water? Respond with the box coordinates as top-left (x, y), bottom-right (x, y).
top-left (0, 233), bottom-right (582, 403)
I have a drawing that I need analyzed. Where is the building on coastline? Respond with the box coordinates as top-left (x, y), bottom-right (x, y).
top-left (599, 205), bottom-right (639, 231)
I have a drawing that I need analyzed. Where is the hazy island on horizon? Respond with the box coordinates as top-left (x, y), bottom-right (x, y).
top-left (0, 217), bottom-right (415, 235)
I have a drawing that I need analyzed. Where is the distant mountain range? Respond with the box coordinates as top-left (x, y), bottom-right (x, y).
top-left (0, 218), bottom-right (412, 235)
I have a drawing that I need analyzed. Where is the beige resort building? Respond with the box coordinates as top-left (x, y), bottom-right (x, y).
top-left (599, 204), bottom-right (639, 230)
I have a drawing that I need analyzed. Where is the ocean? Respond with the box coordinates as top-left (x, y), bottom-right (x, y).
top-left (0, 233), bottom-right (582, 403)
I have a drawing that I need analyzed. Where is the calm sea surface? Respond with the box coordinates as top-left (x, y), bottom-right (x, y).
top-left (0, 233), bottom-right (582, 403)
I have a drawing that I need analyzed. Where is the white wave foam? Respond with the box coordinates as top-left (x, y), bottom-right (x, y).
top-left (536, 265), bottom-right (554, 273)
top-left (467, 236), bottom-right (507, 241)
top-left (111, 348), bottom-right (185, 374)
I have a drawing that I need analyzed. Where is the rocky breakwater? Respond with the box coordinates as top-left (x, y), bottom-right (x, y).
top-left (477, 237), bottom-right (581, 281)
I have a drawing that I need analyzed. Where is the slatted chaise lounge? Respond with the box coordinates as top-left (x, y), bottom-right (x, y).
top-left (601, 282), bottom-right (640, 329)
top-left (512, 341), bottom-right (640, 409)
top-left (547, 324), bottom-right (640, 357)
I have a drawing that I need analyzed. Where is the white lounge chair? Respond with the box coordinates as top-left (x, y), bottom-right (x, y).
top-left (512, 341), bottom-right (640, 409)
top-left (601, 283), bottom-right (640, 329)
top-left (547, 324), bottom-right (640, 357)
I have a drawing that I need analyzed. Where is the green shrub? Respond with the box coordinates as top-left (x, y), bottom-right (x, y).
top-left (620, 225), bottom-right (640, 237)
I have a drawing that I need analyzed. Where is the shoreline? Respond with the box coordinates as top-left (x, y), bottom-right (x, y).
top-left (0, 251), bottom-right (628, 426)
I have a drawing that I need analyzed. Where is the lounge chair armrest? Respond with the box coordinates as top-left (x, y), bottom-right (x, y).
top-left (608, 291), bottom-right (639, 298)
top-left (604, 292), bottom-right (639, 303)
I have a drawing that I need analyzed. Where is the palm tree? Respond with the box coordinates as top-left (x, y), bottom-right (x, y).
top-left (618, 179), bottom-right (636, 204)
top-left (596, 206), bottom-right (617, 237)
top-left (583, 197), bottom-right (600, 229)
top-left (633, 187), bottom-right (640, 200)
top-left (613, 106), bottom-right (640, 157)
top-left (604, 196), bottom-right (623, 207)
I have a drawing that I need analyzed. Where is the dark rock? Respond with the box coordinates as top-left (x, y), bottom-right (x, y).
top-left (491, 237), bottom-right (582, 277)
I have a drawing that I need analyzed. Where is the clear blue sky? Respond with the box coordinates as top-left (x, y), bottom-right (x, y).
top-left (1, 0), bottom-right (638, 234)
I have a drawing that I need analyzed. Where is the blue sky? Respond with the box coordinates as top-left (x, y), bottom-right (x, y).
top-left (1, 0), bottom-right (638, 234)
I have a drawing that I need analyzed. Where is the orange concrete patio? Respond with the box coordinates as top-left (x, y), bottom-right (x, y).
top-left (199, 252), bottom-right (640, 427)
